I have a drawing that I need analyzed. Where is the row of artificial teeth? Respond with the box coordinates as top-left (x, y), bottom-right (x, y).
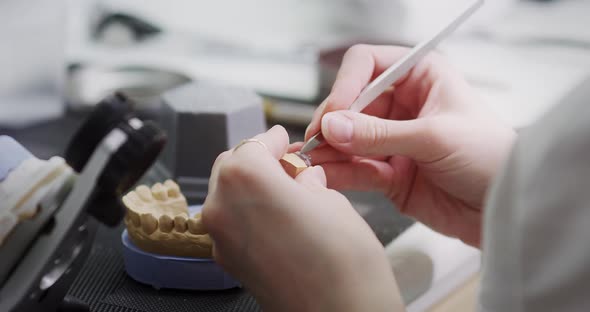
top-left (126, 209), bottom-right (207, 236)
top-left (135, 181), bottom-right (181, 201)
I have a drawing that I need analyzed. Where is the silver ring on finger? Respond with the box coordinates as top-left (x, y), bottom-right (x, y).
top-left (233, 138), bottom-right (268, 152)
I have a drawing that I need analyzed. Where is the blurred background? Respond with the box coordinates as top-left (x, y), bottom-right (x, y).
top-left (3, 0), bottom-right (590, 263)
top-left (2, 0), bottom-right (590, 130)
top-left (2, 0), bottom-right (590, 311)
top-left (6, 0), bottom-right (590, 131)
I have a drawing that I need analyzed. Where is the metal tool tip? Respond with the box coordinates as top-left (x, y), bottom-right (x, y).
top-left (300, 133), bottom-right (323, 154)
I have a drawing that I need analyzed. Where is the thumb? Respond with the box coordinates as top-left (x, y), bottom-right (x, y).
top-left (321, 111), bottom-right (439, 161)
top-left (295, 166), bottom-right (327, 191)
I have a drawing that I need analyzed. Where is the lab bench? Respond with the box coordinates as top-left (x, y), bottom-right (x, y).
top-left (1, 112), bottom-right (413, 312)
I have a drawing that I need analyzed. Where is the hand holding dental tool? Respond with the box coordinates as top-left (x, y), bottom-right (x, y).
top-left (300, 0), bottom-right (484, 154)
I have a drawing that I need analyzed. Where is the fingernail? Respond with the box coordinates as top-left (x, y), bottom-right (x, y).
top-left (306, 98), bottom-right (328, 139)
top-left (322, 113), bottom-right (353, 143)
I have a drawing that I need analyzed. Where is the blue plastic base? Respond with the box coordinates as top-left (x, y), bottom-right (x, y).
top-left (121, 206), bottom-right (239, 290)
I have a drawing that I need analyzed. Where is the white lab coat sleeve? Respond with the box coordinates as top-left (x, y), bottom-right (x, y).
top-left (479, 77), bottom-right (590, 312)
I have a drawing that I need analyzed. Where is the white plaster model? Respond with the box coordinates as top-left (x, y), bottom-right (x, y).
top-left (0, 156), bottom-right (72, 246)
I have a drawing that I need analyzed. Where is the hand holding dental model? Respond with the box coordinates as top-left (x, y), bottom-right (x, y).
top-left (121, 151), bottom-right (311, 259)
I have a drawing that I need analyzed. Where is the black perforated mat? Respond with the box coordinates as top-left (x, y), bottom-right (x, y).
top-left (66, 225), bottom-right (260, 312)
top-left (4, 115), bottom-right (413, 312)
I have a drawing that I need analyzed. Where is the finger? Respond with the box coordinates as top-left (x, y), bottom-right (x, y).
top-left (360, 89), bottom-right (396, 119)
top-left (294, 166), bottom-right (327, 191)
top-left (293, 143), bottom-right (388, 165)
top-left (233, 125), bottom-right (289, 161)
top-left (288, 142), bottom-right (304, 153)
top-left (305, 45), bottom-right (412, 140)
top-left (210, 240), bottom-right (238, 279)
top-left (211, 243), bottom-right (223, 267)
top-left (290, 142), bottom-right (353, 164)
top-left (305, 98), bottom-right (328, 140)
top-left (208, 151), bottom-right (232, 194)
top-left (289, 141), bottom-right (351, 164)
top-left (309, 89), bottom-right (397, 139)
top-left (301, 144), bottom-right (388, 161)
top-left (305, 89), bottom-right (395, 142)
top-left (307, 145), bottom-right (352, 165)
top-left (306, 88), bottom-right (394, 131)
top-left (322, 159), bottom-right (395, 194)
top-left (321, 111), bottom-right (445, 162)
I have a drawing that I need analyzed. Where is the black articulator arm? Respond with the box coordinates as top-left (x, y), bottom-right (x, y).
top-left (0, 93), bottom-right (166, 312)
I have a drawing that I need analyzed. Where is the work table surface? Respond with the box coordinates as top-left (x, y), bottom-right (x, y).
top-left (2, 112), bottom-right (413, 312)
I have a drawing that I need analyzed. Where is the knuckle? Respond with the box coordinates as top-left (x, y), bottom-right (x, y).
top-left (420, 118), bottom-right (439, 139)
top-left (373, 118), bottom-right (391, 147)
top-left (323, 91), bottom-right (344, 112)
top-left (272, 125), bottom-right (289, 144)
top-left (346, 44), bottom-right (371, 58)
top-left (217, 157), bottom-right (256, 188)
top-left (422, 52), bottom-right (452, 74)
top-left (418, 118), bottom-right (445, 153)
top-left (326, 189), bottom-right (351, 206)
top-left (268, 124), bottom-right (289, 144)
top-left (423, 51), bottom-right (444, 65)
top-left (217, 159), bottom-right (241, 188)
top-left (214, 151), bottom-right (231, 166)
top-left (270, 124), bottom-right (287, 135)
top-left (357, 116), bottom-right (390, 154)
top-left (323, 97), bottom-right (337, 111)
top-left (202, 197), bottom-right (235, 241)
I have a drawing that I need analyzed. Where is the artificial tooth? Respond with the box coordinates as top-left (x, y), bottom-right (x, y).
top-left (140, 213), bottom-right (158, 235)
top-left (135, 185), bottom-right (153, 202)
top-left (164, 180), bottom-right (181, 197)
top-left (151, 183), bottom-right (168, 201)
top-left (122, 180), bottom-right (214, 258)
top-left (188, 214), bottom-right (207, 234)
top-left (159, 214), bottom-right (174, 233)
top-left (174, 215), bottom-right (187, 232)
top-left (167, 200), bottom-right (188, 212)
top-left (127, 208), bottom-right (141, 227)
top-left (123, 192), bottom-right (143, 209)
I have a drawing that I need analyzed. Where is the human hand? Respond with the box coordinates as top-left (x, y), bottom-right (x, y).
top-left (202, 126), bottom-right (405, 311)
top-left (301, 45), bottom-right (517, 247)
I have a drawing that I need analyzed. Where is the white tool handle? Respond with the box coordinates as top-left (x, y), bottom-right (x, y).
top-left (349, 0), bottom-right (484, 113)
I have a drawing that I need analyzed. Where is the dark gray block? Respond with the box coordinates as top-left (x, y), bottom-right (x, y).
top-left (159, 81), bottom-right (266, 203)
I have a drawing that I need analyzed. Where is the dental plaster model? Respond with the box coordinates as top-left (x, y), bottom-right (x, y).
top-left (279, 152), bottom-right (311, 178)
top-left (123, 180), bottom-right (212, 258)
top-left (0, 152), bottom-right (72, 247)
top-left (123, 151), bottom-right (310, 258)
